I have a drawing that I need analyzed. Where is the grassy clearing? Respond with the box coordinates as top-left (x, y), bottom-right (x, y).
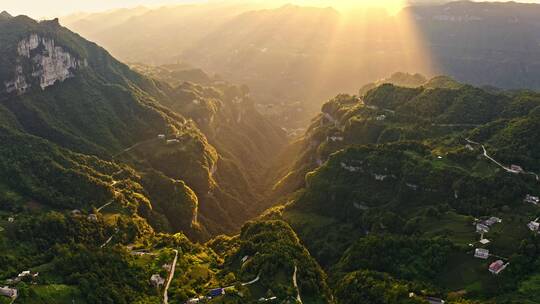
top-left (18, 285), bottom-right (86, 304)
top-left (419, 211), bottom-right (476, 246)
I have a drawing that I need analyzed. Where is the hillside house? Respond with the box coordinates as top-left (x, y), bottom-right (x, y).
top-left (0, 287), bottom-right (17, 298)
top-left (186, 298), bottom-right (202, 304)
top-left (476, 223), bottom-right (490, 234)
top-left (208, 288), bottom-right (225, 297)
top-left (474, 248), bottom-right (489, 259)
top-left (150, 274), bottom-right (165, 287)
top-left (527, 221), bottom-right (539, 232)
top-left (524, 194), bottom-right (539, 205)
top-left (426, 297), bottom-right (445, 304)
top-left (489, 260), bottom-right (508, 275)
top-left (374, 174), bottom-right (387, 181)
top-left (328, 136), bottom-right (344, 142)
top-left (510, 165), bottom-right (524, 173)
top-left (71, 209), bottom-right (81, 216)
top-left (376, 114), bottom-right (386, 121)
top-left (483, 217), bottom-right (502, 226)
top-left (87, 214), bottom-right (98, 222)
top-left (162, 263), bottom-right (172, 271)
top-left (353, 202), bottom-right (370, 211)
top-left (158, 134), bottom-right (165, 140)
top-left (341, 162), bottom-right (361, 172)
top-left (406, 183), bottom-right (419, 191)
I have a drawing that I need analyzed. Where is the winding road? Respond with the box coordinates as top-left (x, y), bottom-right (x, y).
top-left (96, 201), bottom-right (113, 213)
top-left (163, 249), bottom-right (179, 304)
top-left (241, 274), bottom-right (260, 286)
top-left (466, 138), bottom-right (539, 182)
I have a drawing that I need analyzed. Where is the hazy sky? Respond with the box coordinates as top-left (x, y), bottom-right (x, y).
top-left (4, 0), bottom-right (540, 19)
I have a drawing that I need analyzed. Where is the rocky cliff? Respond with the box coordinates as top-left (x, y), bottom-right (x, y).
top-left (4, 33), bottom-right (87, 95)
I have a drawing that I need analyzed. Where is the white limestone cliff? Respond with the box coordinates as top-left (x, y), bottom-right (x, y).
top-left (3, 34), bottom-right (87, 95)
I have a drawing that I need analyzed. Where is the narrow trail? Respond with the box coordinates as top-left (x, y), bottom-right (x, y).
top-left (113, 138), bottom-right (157, 158)
top-left (293, 265), bottom-right (302, 304)
top-left (163, 249), bottom-right (179, 304)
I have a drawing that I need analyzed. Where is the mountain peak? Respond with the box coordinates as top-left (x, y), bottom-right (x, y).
top-left (0, 10), bottom-right (13, 20)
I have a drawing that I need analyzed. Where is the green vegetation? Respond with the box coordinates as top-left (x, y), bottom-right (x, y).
top-left (268, 76), bottom-right (540, 304)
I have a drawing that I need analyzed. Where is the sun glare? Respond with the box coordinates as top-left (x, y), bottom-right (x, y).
top-left (286, 0), bottom-right (408, 14)
top-left (295, 0), bottom-right (436, 103)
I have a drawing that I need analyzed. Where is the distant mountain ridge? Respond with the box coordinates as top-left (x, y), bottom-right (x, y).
top-left (60, 1), bottom-right (540, 130)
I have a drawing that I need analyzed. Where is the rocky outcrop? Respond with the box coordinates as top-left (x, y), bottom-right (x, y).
top-left (4, 34), bottom-right (87, 95)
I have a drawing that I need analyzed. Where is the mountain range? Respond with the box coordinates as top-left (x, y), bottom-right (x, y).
top-left (1, 5), bottom-right (540, 304)
top-left (61, 1), bottom-right (540, 129)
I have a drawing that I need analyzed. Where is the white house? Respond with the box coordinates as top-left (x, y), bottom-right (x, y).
top-left (406, 183), bottom-right (419, 191)
top-left (341, 162), bottom-right (361, 173)
top-left (527, 221), bottom-right (539, 232)
top-left (476, 223), bottom-right (490, 234)
top-left (328, 136), bottom-right (344, 142)
top-left (524, 194), bottom-right (540, 205)
top-left (376, 114), bottom-right (386, 121)
top-left (474, 248), bottom-right (489, 259)
top-left (0, 287), bottom-right (17, 298)
top-left (483, 217), bottom-right (502, 226)
top-left (374, 174), bottom-right (387, 181)
top-left (158, 134), bottom-right (166, 140)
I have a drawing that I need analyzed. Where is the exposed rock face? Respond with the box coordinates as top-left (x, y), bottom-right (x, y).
top-left (4, 34), bottom-right (87, 95)
top-left (5, 65), bottom-right (29, 94)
